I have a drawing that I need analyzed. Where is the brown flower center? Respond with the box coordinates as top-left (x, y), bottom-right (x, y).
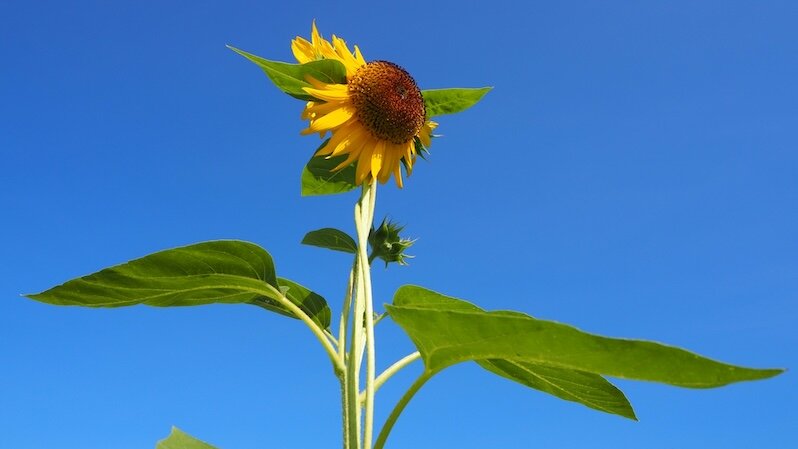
top-left (348, 61), bottom-right (425, 144)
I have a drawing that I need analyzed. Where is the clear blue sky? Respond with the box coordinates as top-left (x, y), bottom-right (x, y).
top-left (1, 1), bottom-right (796, 448)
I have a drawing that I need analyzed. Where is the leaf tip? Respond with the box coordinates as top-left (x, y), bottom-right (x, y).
top-left (761, 367), bottom-right (787, 379)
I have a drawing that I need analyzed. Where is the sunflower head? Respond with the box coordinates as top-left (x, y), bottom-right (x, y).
top-left (233, 23), bottom-right (490, 193)
top-left (294, 23), bottom-right (437, 188)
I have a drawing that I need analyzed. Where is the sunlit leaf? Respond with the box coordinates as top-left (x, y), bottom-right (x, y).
top-left (422, 87), bottom-right (491, 117)
top-left (26, 240), bottom-right (331, 329)
top-left (301, 149), bottom-right (358, 196)
top-left (478, 359), bottom-right (636, 419)
top-left (229, 46), bottom-right (347, 101)
top-left (387, 285), bottom-right (783, 388)
top-left (302, 228), bottom-right (357, 254)
top-left (156, 427), bottom-right (220, 449)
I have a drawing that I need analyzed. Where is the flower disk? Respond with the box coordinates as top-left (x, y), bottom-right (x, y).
top-left (348, 61), bottom-right (426, 145)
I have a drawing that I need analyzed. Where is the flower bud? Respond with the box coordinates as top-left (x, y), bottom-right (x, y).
top-left (368, 218), bottom-right (415, 266)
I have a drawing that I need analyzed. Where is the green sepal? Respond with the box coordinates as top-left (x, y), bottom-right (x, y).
top-left (302, 228), bottom-right (358, 254)
top-left (156, 427), bottom-right (220, 449)
top-left (300, 141), bottom-right (359, 196)
top-left (422, 87), bottom-right (492, 117)
top-left (369, 218), bottom-right (414, 266)
top-left (228, 46), bottom-right (347, 101)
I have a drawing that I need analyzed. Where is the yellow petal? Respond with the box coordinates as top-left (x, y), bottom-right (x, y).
top-left (354, 45), bottom-right (367, 65)
top-left (305, 100), bottom-right (342, 117)
top-left (377, 146), bottom-right (396, 184)
top-left (314, 121), bottom-right (357, 156)
top-left (393, 162), bottom-right (404, 188)
top-left (311, 20), bottom-right (322, 47)
top-left (319, 121), bottom-right (357, 156)
top-left (404, 141), bottom-right (414, 163)
top-left (330, 126), bottom-right (366, 156)
top-left (356, 145), bottom-right (374, 184)
top-left (370, 140), bottom-right (385, 177)
top-left (303, 85), bottom-right (350, 102)
top-left (292, 38), bottom-right (314, 63)
top-left (333, 145), bottom-right (363, 171)
top-left (332, 36), bottom-right (364, 75)
top-left (419, 121), bottom-right (437, 148)
top-left (301, 105), bottom-right (355, 134)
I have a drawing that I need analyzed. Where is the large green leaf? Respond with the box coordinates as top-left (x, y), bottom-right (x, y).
top-left (156, 427), bottom-right (220, 449)
top-left (228, 46), bottom-right (347, 101)
top-left (478, 359), bottom-right (636, 419)
top-left (301, 150), bottom-right (359, 196)
top-left (26, 240), bottom-right (331, 329)
top-left (302, 228), bottom-right (358, 254)
top-left (387, 285), bottom-right (783, 388)
top-left (381, 286), bottom-right (635, 418)
top-left (422, 87), bottom-right (491, 117)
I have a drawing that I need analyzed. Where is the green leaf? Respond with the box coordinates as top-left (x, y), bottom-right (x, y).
top-left (277, 277), bottom-right (331, 329)
top-left (26, 240), bottom-right (331, 329)
top-left (387, 285), bottom-right (783, 388)
top-left (156, 427), bottom-right (220, 449)
top-left (302, 228), bottom-right (358, 254)
top-left (478, 359), bottom-right (636, 420)
top-left (228, 46), bottom-right (347, 101)
top-left (379, 286), bottom-right (635, 418)
top-left (301, 148), bottom-right (359, 196)
top-left (422, 87), bottom-right (491, 117)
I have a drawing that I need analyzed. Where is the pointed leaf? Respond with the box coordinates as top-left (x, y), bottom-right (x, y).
top-left (25, 240), bottom-right (331, 328)
top-left (387, 286), bottom-right (783, 388)
top-left (422, 87), bottom-right (491, 117)
top-left (301, 150), bottom-right (358, 196)
top-left (302, 228), bottom-right (358, 254)
top-left (156, 427), bottom-right (220, 449)
top-left (478, 359), bottom-right (636, 419)
top-left (229, 46), bottom-right (347, 101)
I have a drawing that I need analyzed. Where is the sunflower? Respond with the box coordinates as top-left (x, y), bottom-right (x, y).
top-left (291, 22), bottom-right (437, 188)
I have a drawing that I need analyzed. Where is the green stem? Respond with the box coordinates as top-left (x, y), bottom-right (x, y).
top-left (373, 371), bottom-right (434, 449)
top-left (346, 184), bottom-right (376, 449)
top-left (356, 183), bottom-right (378, 448)
top-left (340, 377), bottom-right (350, 449)
top-left (339, 261), bottom-right (357, 449)
top-left (338, 262), bottom-right (356, 363)
top-left (358, 351), bottom-right (421, 405)
top-left (252, 286), bottom-right (344, 375)
top-left (346, 263), bottom-right (364, 449)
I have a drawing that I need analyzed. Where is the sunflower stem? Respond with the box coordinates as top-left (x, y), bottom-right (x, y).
top-left (346, 256), bottom-right (364, 449)
top-left (358, 351), bottom-right (421, 405)
top-left (373, 371), bottom-right (434, 449)
top-left (339, 261), bottom-right (357, 449)
top-left (346, 183), bottom-right (378, 449)
top-left (355, 183), bottom-right (378, 448)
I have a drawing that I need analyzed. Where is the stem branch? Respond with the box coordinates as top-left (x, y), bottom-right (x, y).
top-left (251, 286), bottom-right (344, 375)
top-left (359, 351), bottom-right (421, 404)
top-left (373, 371), bottom-right (434, 449)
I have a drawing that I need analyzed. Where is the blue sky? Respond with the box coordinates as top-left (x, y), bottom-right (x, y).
top-left (1, 1), bottom-right (796, 448)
